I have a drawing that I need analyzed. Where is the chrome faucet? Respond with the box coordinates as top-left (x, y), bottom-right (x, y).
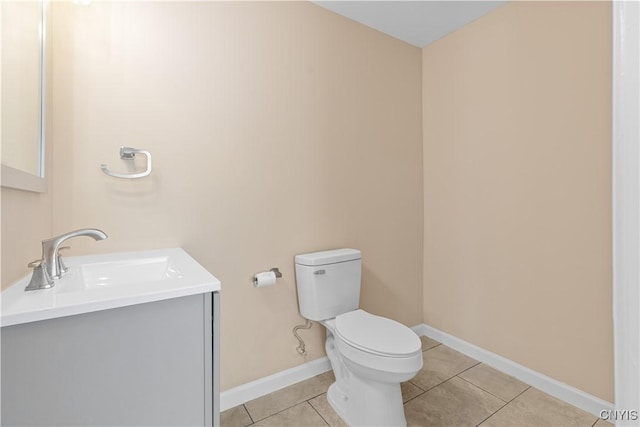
top-left (41, 228), bottom-right (108, 280)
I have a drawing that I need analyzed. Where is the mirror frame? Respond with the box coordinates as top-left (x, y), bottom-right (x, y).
top-left (1, 0), bottom-right (47, 193)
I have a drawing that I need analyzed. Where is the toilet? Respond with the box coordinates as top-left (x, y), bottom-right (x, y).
top-left (295, 248), bottom-right (422, 426)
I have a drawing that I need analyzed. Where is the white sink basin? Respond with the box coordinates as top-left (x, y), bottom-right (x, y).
top-left (1, 248), bottom-right (220, 327)
top-left (60, 256), bottom-right (183, 293)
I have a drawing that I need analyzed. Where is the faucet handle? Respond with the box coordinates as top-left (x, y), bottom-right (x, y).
top-left (57, 246), bottom-right (71, 275)
top-left (25, 259), bottom-right (54, 291)
top-left (27, 259), bottom-right (44, 269)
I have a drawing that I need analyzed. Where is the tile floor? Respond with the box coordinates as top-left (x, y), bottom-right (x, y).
top-left (221, 337), bottom-right (612, 427)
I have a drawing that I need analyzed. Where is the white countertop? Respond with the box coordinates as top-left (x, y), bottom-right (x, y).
top-left (1, 248), bottom-right (221, 327)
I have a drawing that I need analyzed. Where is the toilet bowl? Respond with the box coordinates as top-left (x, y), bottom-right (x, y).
top-left (322, 310), bottom-right (422, 426)
top-left (294, 249), bottom-right (423, 426)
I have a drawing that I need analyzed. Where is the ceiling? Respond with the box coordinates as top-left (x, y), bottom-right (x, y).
top-left (313, 1), bottom-right (507, 47)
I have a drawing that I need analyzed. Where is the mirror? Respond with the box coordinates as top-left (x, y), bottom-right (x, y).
top-left (1, 0), bottom-right (47, 192)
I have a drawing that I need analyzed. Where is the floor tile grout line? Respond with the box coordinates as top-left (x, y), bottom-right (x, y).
top-left (248, 400), bottom-right (310, 423)
top-left (591, 415), bottom-right (608, 427)
top-left (407, 360), bottom-right (482, 399)
top-left (457, 360), bottom-right (483, 376)
top-left (243, 404), bottom-right (255, 424)
top-left (404, 373), bottom-right (480, 406)
top-left (307, 398), bottom-right (331, 426)
top-left (475, 402), bottom-right (509, 427)
top-left (508, 386), bottom-right (531, 403)
top-left (243, 386), bottom-right (332, 424)
top-left (310, 390), bottom-right (329, 401)
top-left (408, 379), bottom-right (426, 392)
top-left (243, 385), bottom-right (329, 422)
top-left (410, 360), bottom-right (482, 393)
top-left (421, 343), bottom-right (442, 353)
top-left (402, 375), bottom-right (462, 406)
top-left (402, 388), bottom-right (427, 405)
top-left (453, 374), bottom-right (513, 405)
top-left (455, 373), bottom-right (521, 405)
top-left (442, 375), bottom-right (514, 426)
top-left (247, 400), bottom-right (327, 427)
top-left (410, 347), bottom-right (481, 396)
top-left (414, 376), bottom-right (451, 394)
top-left (474, 385), bottom-right (532, 427)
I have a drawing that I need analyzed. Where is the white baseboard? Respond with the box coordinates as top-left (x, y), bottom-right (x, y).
top-left (220, 357), bottom-right (331, 412)
top-left (220, 326), bottom-right (426, 411)
top-left (220, 324), bottom-right (613, 418)
top-left (415, 323), bottom-right (614, 418)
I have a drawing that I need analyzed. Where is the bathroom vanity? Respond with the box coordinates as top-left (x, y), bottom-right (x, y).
top-left (0, 248), bottom-right (221, 427)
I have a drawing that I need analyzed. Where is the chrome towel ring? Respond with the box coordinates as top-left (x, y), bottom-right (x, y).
top-left (101, 147), bottom-right (152, 179)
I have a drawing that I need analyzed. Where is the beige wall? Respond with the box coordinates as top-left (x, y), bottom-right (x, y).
top-left (422, 1), bottom-right (612, 402)
top-left (50, 1), bottom-right (423, 390)
top-left (0, 187), bottom-right (52, 288)
top-left (2, 0), bottom-right (614, 404)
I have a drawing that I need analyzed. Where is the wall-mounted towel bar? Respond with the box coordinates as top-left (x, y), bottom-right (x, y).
top-left (101, 147), bottom-right (152, 179)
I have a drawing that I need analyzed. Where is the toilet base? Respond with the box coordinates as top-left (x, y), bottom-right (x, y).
top-left (326, 382), bottom-right (353, 425)
top-left (326, 375), bottom-right (407, 427)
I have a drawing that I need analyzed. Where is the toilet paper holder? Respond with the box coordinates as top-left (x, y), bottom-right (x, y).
top-left (269, 267), bottom-right (283, 278)
top-left (252, 267), bottom-right (282, 286)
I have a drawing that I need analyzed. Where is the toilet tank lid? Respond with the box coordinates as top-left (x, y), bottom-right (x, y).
top-left (295, 248), bottom-right (361, 266)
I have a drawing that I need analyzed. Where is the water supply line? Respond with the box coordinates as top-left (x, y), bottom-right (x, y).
top-left (292, 319), bottom-right (313, 356)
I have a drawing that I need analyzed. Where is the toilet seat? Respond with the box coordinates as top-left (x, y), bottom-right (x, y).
top-left (334, 310), bottom-right (421, 357)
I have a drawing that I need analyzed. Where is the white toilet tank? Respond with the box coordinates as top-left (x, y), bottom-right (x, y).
top-left (294, 249), bottom-right (362, 321)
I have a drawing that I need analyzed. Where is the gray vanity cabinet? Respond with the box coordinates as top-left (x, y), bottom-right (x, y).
top-left (1, 292), bottom-right (220, 427)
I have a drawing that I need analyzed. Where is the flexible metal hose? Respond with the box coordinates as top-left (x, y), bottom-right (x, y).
top-left (292, 319), bottom-right (313, 355)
